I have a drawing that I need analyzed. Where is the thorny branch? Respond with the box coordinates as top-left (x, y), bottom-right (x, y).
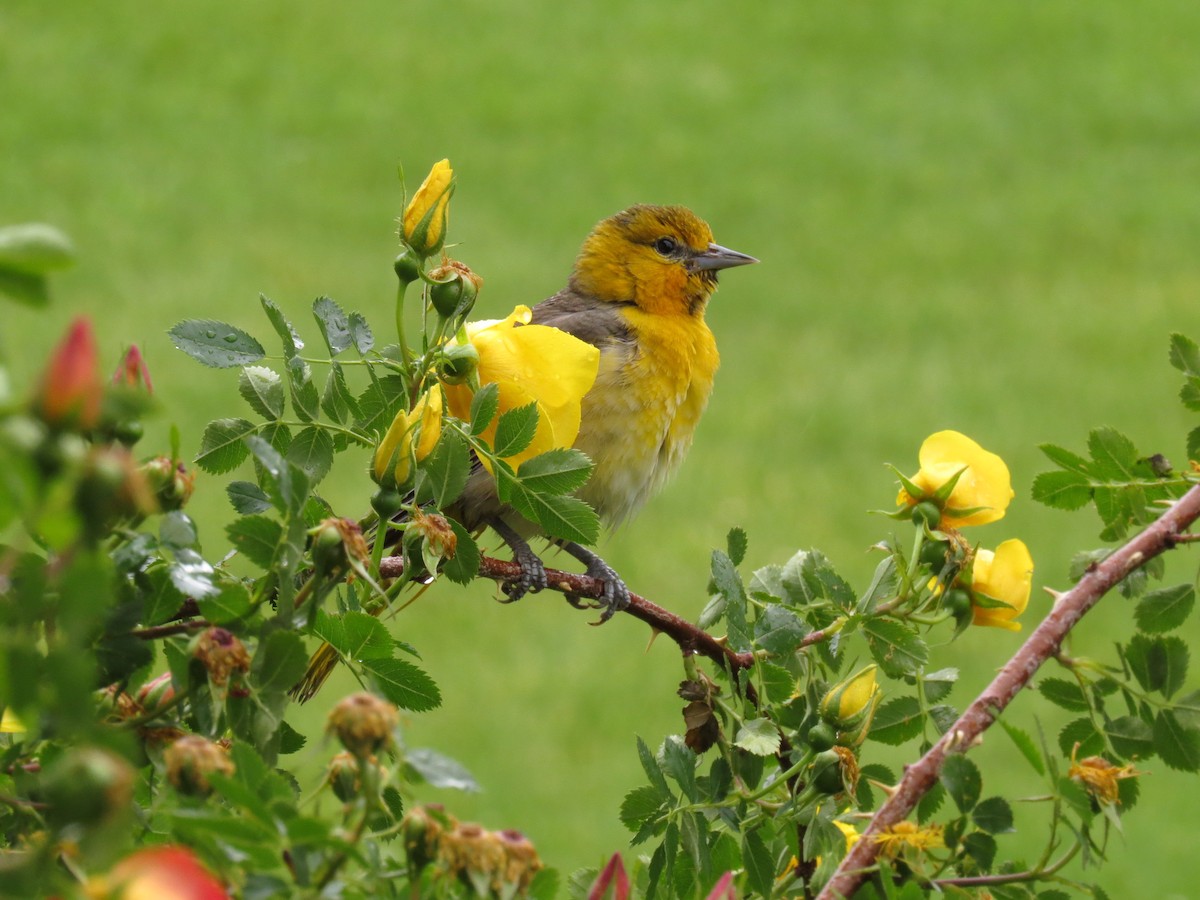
top-left (819, 484), bottom-right (1200, 900)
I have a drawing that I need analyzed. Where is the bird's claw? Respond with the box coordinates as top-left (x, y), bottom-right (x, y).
top-left (583, 557), bottom-right (631, 625)
top-left (500, 547), bottom-right (547, 603)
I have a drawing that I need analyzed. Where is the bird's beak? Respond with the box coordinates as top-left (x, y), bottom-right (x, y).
top-left (689, 242), bottom-right (759, 272)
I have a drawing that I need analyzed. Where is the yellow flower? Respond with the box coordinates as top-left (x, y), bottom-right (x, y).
top-left (402, 158), bottom-right (454, 256)
top-left (872, 820), bottom-right (944, 856)
top-left (899, 431), bottom-right (1014, 527)
top-left (373, 387), bottom-right (443, 489)
top-left (833, 820), bottom-right (860, 850)
top-left (1, 708), bottom-right (25, 733)
top-left (1068, 746), bottom-right (1140, 806)
top-left (970, 539), bottom-right (1033, 631)
top-left (820, 665), bottom-right (880, 731)
top-left (443, 306), bottom-right (601, 469)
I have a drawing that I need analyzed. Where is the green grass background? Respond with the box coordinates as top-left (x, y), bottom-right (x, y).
top-left (5, 1), bottom-right (1200, 894)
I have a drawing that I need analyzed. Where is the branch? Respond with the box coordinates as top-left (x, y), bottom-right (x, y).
top-left (819, 483), bottom-right (1200, 899)
top-left (378, 554), bottom-right (754, 673)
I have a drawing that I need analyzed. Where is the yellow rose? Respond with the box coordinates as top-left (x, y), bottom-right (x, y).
top-left (443, 306), bottom-right (600, 469)
top-left (970, 538), bottom-right (1033, 631)
top-left (899, 430), bottom-right (1013, 527)
top-left (401, 158), bottom-right (453, 256)
top-left (372, 387), bottom-right (443, 489)
top-left (819, 665), bottom-right (881, 731)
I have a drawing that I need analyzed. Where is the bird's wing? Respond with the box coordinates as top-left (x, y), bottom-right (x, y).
top-left (528, 289), bottom-right (634, 349)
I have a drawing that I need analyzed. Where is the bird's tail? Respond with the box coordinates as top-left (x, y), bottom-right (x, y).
top-left (290, 639), bottom-right (346, 703)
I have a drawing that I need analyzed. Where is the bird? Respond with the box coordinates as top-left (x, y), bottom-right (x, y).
top-left (292, 204), bottom-right (755, 701)
top-left (450, 204), bottom-right (756, 613)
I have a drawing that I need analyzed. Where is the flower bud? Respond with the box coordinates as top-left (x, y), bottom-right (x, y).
top-left (402, 804), bottom-right (452, 876)
top-left (326, 751), bottom-right (364, 803)
top-left (327, 692), bottom-right (398, 757)
top-left (40, 747), bottom-right (134, 828)
top-left (74, 446), bottom-right (158, 541)
top-left (136, 672), bottom-right (176, 712)
top-left (96, 846), bottom-right (226, 897)
top-left (372, 389), bottom-right (443, 490)
top-left (34, 316), bottom-right (103, 431)
top-left (394, 246), bottom-right (423, 285)
top-left (427, 259), bottom-right (482, 320)
top-left (312, 517), bottom-right (370, 576)
top-left (164, 735), bottom-right (235, 797)
top-left (496, 829), bottom-right (543, 893)
top-left (401, 159), bottom-right (453, 257)
top-left (436, 341), bottom-right (480, 386)
top-left (190, 627), bottom-right (251, 688)
top-left (139, 456), bottom-right (195, 511)
top-left (111, 344), bottom-right (154, 393)
top-left (819, 665), bottom-right (880, 731)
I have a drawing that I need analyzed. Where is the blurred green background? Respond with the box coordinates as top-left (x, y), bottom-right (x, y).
top-left (5, 0), bottom-right (1200, 894)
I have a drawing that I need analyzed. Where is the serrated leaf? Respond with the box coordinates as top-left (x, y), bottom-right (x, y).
top-left (405, 747), bottom-right (479, 791)
top-left (1106, 715), bottom-right (1154, 760)
top-left (1087, 427), bottom-right (1139, 480)
top-left (620, 784), bottom-right (667, 834)
top-left (1169, 332), bottom-right (1200, 375)
top-left (441, 521), bottom-right (481, 585)
top-left (314, 610), bottom-right (393, 661)
top-left (1135, 584), bottom-right (1194, 634)
top-left (287, 356), bottom-right (320, 423)
top-left (923, 667), bottom-right (959, 704)
top-left (169, 548), bottom-right (218, 598)
top-left (1039, 677), bottom-right (1089, 712)
top-left (238, 366), bottom-right (284, 419)
top-left (169, 320), bottom-right (266, 368)
top-left (160, 510), bottom-right (199, 548)
top-left (493, 401), bottom-right (538, 458)
top-left (637, 735), bottom-right (672, 800)
top-left (260, 294), bottom-right (302, 357)
top-left (1180, 377), bottom-right (1200, 413)
top-left (252, 630), bottom-right (310, 695)
top-left (226, 515), bottom-right (282, 569)
top-left (469, 383), bottom-right (500, 435)
top-left (1154, 709), bottom-right (1200, 771)
top-left (197, 581), bottom-right (252, 624)
top-left (517, 449), bottom-right (593, 496)
top-left (962, 831), bottom-right (996, 872)
top-left (660, 736), bottom-right (698, 802)
top-left (973, 796), bottom-right (1014, 834)
top-left (285, 426), bottom-right (334, 484)
top-left (870, 696), bottom-right (925, 745)
top-left (195, 418), bottom-right (257, 474)
top-left (757, 662), bottom-right (795, 704)
top-left (1058, 717), bottom-right (1104, 758)
top-left (1000, 721), bottom-right (1045, 776)
top-left (1039, 442), bottom-right (1092, 475)
top-left (929, 704), bottom-right (959, 734)
top-left (1127, 633), bottom-right (1189, 697)
top-left (712, 549), bottom-right (750, 651)
top-left (862, 618), bottom-right (928, 677)
top-left (733, 718), bottom-right (781, 756)
top-left (939, 754), bottom-right (981, 813)
top-left (141, 565), bottom-right (188, 626)
top-left (509, 488), bottom-right (599, 545)
top-left (348, 312), bottom-right (373, 354)
top-left (726, 527), bottom-right (748, 567)
top-left (741, 830), bottom-right (774, 899)
top-left (320, 362), bottom-right (359, 425)
top-left (356, 374), bottom-right (408, 437)
top-left (312, 296), bottom-right (353, 356)
top-left (420, 427), bottom-right (471, 507)
top-left (753, 604), bottom-right (807, 655)
top-left (362, 657), bottom-right (441, 711)
top-left (1031, 470), bottom-right (1092, 510)
top-left (1188, 425), bottom-right (1200, 463)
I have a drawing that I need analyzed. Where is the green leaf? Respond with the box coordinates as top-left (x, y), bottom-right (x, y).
top-left (196, 581), bottom-right (252, 625)
top-left (260, 294), bottom-right (303, 358)
top-left (356, 374), bottom-right (408, 438)
top-left (973, 796), bottom-right (1014, 834)
top-left (141, 565), bottom-right (188, 626)
top-left (1135, 584), bottom-right (1195, 634)
top-left (252, 630), bottom-right (310, 695)
top-left (1058, 717), bottom-right (1104, 758)
top-left (469, 383), bottom-right (500, 435)
top-left (361, 657), bottom-right (441, 711)
top-left (517, 449), bottom-right (593, 496)
top-left (441, 521), bottom-right (481, 585)
top-left (238, 366), bottom-right (285, 419)
top-left (962, 831), bottom-right (996, 872)
top-left (1188, 425), bottom-right (1200, 464)
top-left (0, 223), bottom-right (74, 274)
top-left (660, 736), bottom-right (698, 802)
top-left (758, 662), bottom-right (795, 704)
top-left (226, 515), bottom-right (283, 569)
top-left (862, 618), bottom-right (929, 677)
top-left (1088, 426), bottom-right (1140, 479)
top-left (1126, 633), bottom-right (1189, 697)
top-left (733, 718), bottom-right (781, 756)
top-left (620, 784), bottom-right (667, 834)
top-left (510, 488), bottom-right (600, 545)
top-left (753, 604), bottom-right (807, 655)
top-left (1180, 377), bottom-right (1200, 413)
top-left (314, 610), bottom-right (393, 660)
top-left (1038, 442), bottom-right (1091, 475)
top-left (492, 401), bottom-right (538, 458)
top-left (1168, 332), bottom-right (1200, 375)
top-left (869, 696), bottom-right (925, 745)
top-left (939, 754), bottom-right (981, 813)
top-left (1155, 709), bottom-right (1200, 771)
top-left (348, 312), bottom-right (374, 354)
top-left (1038, 677), bottom-right (1089, 712)
top-left (312, 296), bottom-right (353, 356)
top-left (421, 427), bottom-right (471, 508)
top-left (637, 735), bottom-right (672, 800)
top-left (0, 266), bottom-right (49, 305)
top-left (1106, 715), bottom-right (1154, 760)
top-left (405, 747), bottom-right (479, 791)
top-left (160, 510), bottom-right (199, 548)
top-left (726, 527), bottom-right (748, 567)
top-left (320, 362), bottom-right (360, 425)
top-left (1030, 470), bottom-right (1092, 510)
top-left (169, 320), bottom-right (266, 368)
top-left (916, 780), bottom-right (945, 823)
top-left (923, 667), bottom-right (959, 704)
top-left (286, 356), bottom-right (320, 423)
top-left (741, 830), bottom-right (774, 899)
top-left (285, 426), bottom-right (334, 484)
top-left (169, 548), bottom-right (218, 598)
top-left (1000, 721), bottom-right (1045, 776)
top-left (195, 418), bottom-right (257, 474)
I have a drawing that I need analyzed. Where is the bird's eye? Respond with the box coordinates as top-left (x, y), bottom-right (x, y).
top-left (653, 236), bottom-right (678, 256)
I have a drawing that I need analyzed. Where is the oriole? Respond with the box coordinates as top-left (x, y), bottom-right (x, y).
top-left (293, 204), bottom-right (754, 700)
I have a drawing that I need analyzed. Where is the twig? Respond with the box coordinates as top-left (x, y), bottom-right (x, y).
top-left (131, 619), bottom-right (210, 640)
top-left (819, 484), bottom-right (1200, 899)
top-left (378, 554), bottom-right (755, 673)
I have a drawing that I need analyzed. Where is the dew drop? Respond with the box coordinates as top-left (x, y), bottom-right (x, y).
top-left (205, 329), bottom-right (217, 339)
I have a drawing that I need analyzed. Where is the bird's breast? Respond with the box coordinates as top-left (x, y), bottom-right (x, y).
top-left (574, 311), bottom-right (719, 527)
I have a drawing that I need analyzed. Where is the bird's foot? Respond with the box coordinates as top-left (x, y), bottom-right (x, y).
top-left (499, 543), bottom-right (548, 603)
top-left (558, 542), bottom-right (630, 624)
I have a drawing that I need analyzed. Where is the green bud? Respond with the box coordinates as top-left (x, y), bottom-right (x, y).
top-left (911, 500), bottom-right (942, 530)
top-left (427, 260), bottom-right (482, 321)
top-left (919, 538), bottom-right (950, 569)
top-left (806, 721), bottom-right (837, 752)
top-left (809, 749), bottom-right (843, 795)
top-left (394, 248), bottom-right (422, 285)
top-left (437, 342), bottom-right (480, 386)
top-left (41, 747), bottom-right (134, 829)
top-left (372, 488), bottom-right (405, 521)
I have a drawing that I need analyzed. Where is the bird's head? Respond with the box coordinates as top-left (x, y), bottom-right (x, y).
top-left (569, 205), bottom-right (757, 316)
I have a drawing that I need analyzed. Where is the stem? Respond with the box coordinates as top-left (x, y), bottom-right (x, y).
top-left (819, 484), bottom-right (1200, 899)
